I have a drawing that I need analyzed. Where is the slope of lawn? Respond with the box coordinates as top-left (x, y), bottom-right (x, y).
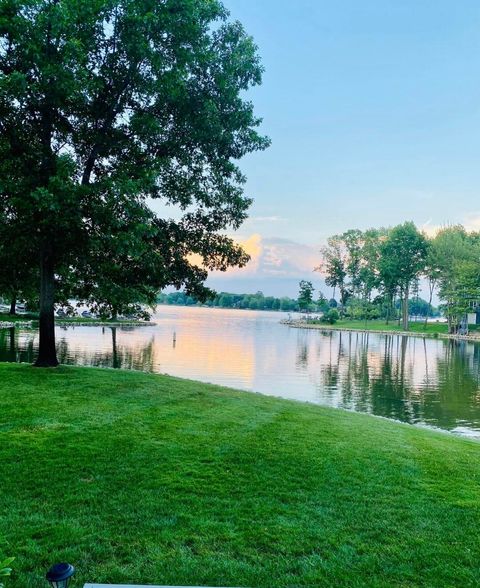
top-left (0, 364), bottom-right (480, 588)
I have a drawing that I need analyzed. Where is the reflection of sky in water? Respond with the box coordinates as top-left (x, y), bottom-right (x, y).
top-left (2, 306), bottom-right (480, 438)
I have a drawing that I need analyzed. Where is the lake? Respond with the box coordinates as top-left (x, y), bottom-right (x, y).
top-left (2, 305), bottom-right (480, 438)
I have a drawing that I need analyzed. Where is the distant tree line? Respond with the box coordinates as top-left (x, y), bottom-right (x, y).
top-left (158, 290), bottom-right (338, 313)
top-left (318, 222), bottom-right (478, 333)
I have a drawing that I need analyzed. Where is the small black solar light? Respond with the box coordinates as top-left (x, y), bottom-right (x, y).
top-left (46, 563), bottom-right (76, 588)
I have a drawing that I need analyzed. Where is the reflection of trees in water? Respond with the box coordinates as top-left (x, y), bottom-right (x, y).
top-left (295, 331), bottom-right (309, 369)
top-left (320, 331), bottom-right (341, 392)
top-left (341, 335), bottom-right (438, 424)
top-left (367, 335), bottom-right (421, 423)
top-left (0, 328), bottom-right (36, 363)
top-left (0, 327), bottom-right (156, 372)
top-left (419, 339), bottom-right (480, 431)
top-left (59, 327), bottom-right (156, 371)
top-left (310, 331), bottom-right (480, 431)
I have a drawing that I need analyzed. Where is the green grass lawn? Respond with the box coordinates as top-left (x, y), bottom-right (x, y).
top-left (0, 312), bottom-right (39, 323)
top-left (305, 319), bottom-right (461, 335)
top-left (1, 364), bottom-right (480, 587)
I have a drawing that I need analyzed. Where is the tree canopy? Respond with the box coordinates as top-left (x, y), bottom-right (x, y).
top-left (297, 280), bottom-right (314, 313)
top-left (318, 222), bottom-right (480, 333)
top-left (0, 0), bottom-right (269, 365)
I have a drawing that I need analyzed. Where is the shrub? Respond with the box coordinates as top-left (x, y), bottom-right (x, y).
top-left (321, 309), bottom-right (339, 324)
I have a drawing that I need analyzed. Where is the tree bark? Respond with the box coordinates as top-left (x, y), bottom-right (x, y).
top-left (385, 294), bottom-right (392, 325)
top-left (402, 288), bottom-right (409, 331)
top-left (35, 250), bottom-right (58, 367)
top-left (9, 298), bottom-right (16, 316)
top-left (424, 280), bottom-right (435, 330)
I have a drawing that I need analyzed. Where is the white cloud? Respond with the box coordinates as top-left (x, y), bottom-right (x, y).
top-left (246, 215), bottom-right (287, 223)
top-left (421, 213), bottom-right (480, 237)
top-left (463, 213), bottom-right (480, 232)
top-left (214, 235), bottom-right (319, 279)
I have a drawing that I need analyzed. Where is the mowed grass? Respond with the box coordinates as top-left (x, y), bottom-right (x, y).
top-left (307, 319), bottom-right (454, 335)
top-left (1, 365), bottom-right (480, 587)
top-left (0, 312), bottom-right (39, 323)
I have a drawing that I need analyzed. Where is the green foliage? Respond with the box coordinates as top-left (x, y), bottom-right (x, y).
top-left (432, 226), bottom-right (480, 333)
top-left (316, 291), bottom-right (329, 313)
top-left (318, 228), bottom-right (387, 313)
top-left (379, 222), bottom-right (428, 329)
top-left (345, 297), bottom-right (380, 321)
top-left (317, 223), bottom-right (461, 329)
top-left (158, 290), bottom-right (301, 312)
top-left (396, 297), bottom-right (438, 318)
top-left (318, 236), bottom-right (349, 308)
top-left (0, 557), bottom-right (14, 588)
top-left (297, 280), bottom-right (314, 312)
top-left (0, 0), bottom-right (269, 362)
top-left (0, 219), bottom-right (37, 313)
top-left (320, 308), bottom-right (339, 324)
top-left (158, 287), bottom-right (335, 313)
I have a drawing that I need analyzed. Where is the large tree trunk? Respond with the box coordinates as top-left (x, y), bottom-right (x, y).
top-left (385, 295), bottom-right (391, 325)
top-left (9, 298), bottom-right (16, 316)
top-left (402, 288), bottom-right (409, 331)
top-left (35, 250), bottom-right (58, 367)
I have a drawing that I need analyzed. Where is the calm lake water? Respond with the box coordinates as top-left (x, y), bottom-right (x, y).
top-left (2, 306), bottom-right (480, 438)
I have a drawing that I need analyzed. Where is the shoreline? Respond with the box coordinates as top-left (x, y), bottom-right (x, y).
top-left (0, 319), bottom-right (157, 329)
top-left (281, 319), bottom-right (480, 341)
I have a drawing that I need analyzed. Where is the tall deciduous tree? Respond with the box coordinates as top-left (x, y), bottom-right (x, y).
top-left (423, 236), bottom-right (443, 329)
top-left (0, 0), bottom-right (269, 366)
top-left (379, 222), bottom-right (428, 331)
top-left (318, 236), bottom-right (350, 310)
top-left (432, 226), bottom-right (480, 333)
top-left (298, 280), bottom-right (314, 313)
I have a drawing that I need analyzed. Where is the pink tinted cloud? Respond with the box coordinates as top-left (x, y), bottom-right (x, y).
top-left (216, 234), bottom-right (319, 279)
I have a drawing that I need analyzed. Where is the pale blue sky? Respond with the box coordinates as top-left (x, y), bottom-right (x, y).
top-left (209, 1), bottom-right (480, 294)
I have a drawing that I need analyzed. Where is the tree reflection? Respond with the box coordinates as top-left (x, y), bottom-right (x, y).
top-left (421, 339), bottom-right (480, 431)
top-left (3, 320), bottom-right (480, 435)
top-left (314, 331), bottom-right (480, 433)
top-left (295, 332), bottom-right (309, 369)
top-left (0, 326), bottom-right (156, 372)
top-left (0, 328), bottom-right (36, 363)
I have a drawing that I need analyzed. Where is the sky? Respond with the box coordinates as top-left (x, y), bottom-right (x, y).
top-left (188, 1), bottom-right (480, 296)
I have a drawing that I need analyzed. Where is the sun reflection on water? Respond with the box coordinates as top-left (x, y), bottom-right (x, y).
top-left (1, 307), bottom-right (480, 438)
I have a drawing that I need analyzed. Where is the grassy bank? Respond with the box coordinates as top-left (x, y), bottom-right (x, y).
top-left (0, 313), bottom-right (153, 328)
top-left (332, 319), bottom-right (449, 334)
top-left (0, 312), bottom-right (39, 324)
top-left (1, 365), bottom-right (480, 587)
top-left (288, 318), bottom-right (480, 337)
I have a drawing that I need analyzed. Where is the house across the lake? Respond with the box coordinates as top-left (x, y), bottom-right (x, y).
top-left (467, 301), bottom-right (480, 326)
